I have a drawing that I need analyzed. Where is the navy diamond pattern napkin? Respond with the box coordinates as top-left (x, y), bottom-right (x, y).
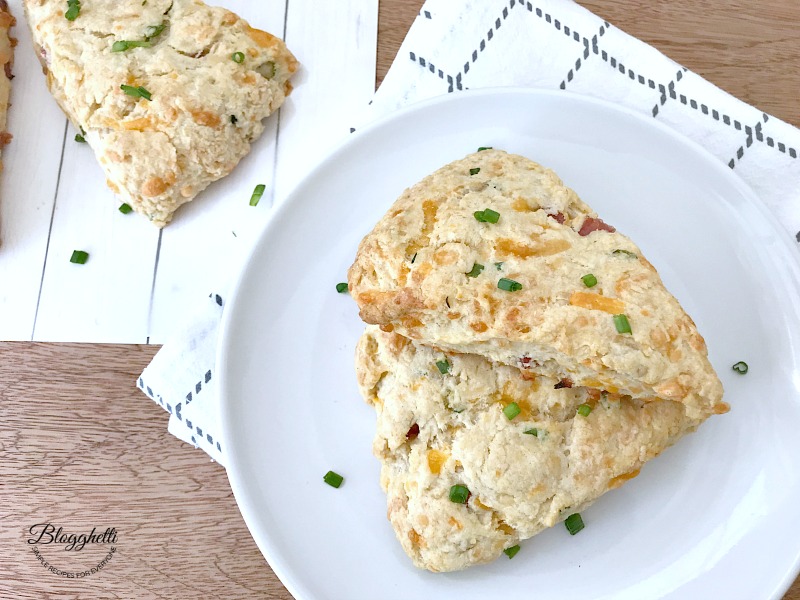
top-left (139, 0), bottom-right (800, 465)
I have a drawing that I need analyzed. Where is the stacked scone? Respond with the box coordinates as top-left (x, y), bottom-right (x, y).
top-left (348, 149), bottom-right (727, 572)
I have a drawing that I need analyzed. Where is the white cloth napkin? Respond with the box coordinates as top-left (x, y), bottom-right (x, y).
top-left (139, 0), bottom-right (800, 466)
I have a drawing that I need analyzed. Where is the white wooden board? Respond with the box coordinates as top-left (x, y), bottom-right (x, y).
top-left (0, 0), bottom-right (378, 343)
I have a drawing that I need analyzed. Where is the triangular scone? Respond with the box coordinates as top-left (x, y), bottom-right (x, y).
top-left (349, 150), bottom-right (725, 419)
top-left (0, 0), bottom-right (13, 169)
top-left (24, 0), bottom-right (297, 227)
top-left (356, 326), bottom-right (703, 572)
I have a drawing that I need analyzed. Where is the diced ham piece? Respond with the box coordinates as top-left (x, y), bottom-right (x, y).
top-left (548, 212), bottom-right (565, 224)
top-left (578, 217), bottom-right (615, 236)
top-left (554, 378), bottom-right (573, 389)
top-left (406, 423), bottom-right (420, 440)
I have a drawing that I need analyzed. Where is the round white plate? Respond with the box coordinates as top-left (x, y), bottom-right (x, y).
top-left (218, 88), bottom-right (800, 600)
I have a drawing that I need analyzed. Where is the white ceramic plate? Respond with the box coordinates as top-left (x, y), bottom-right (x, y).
top-left (218, 89), bottom-right (800, 600)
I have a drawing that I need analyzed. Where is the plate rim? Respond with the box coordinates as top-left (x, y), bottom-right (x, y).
top-left (217, 86), bottom-right (800, 600)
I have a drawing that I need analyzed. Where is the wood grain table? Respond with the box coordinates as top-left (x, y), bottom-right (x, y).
top-left (2, 1), bottom-right (798, 598)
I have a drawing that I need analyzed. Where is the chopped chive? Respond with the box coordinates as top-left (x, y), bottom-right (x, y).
top-left (411, 252), bottom-right (417, 264)
top-left (503, 402), bottom-right (521, 420)
top-left (436, 359), bottom-right (450, 375)
top-left (335, 282), bottom-right (348, 294)
top-left (449, 484), bottom-right (470, 504)
top-left (581, 274), bottom-right (597, 288)
top-left (564, 513), bottom-right (585, 535)
top-left (482, 208), bottom-right (500, 223)
top-left (612, 249), bottom-right (638, 258)
top-left (74, 133), bottom-right (86, 143)
top-left (503, 545), bottom-right (520, 559)
top-left (144, 22), bottom-right (166, 39)
top-left (250, 183), bottom-right (266, 206)
top-left (232, 51), bottom-right (245, 63)
top-left (732, 361), bottom-right (748, 375)
top-left (323, 470), bottom-right (344, 488)
top-left (473, 208), bottom-right (500, 224)
top-left (469, 167), bottom-right (481, 176)
top-left (112, 40), bottom-right (153, 52)
top-left (524, 428), bottom-right (538, 436)
top-left (613, 314), bottom-right (632, 334)
top-left (120, 84), bottom-right (152, 100)
top-left (498, 278), bottom-right (522, 292)
top-left (69, 250), bottom-right (89, 264)
top-left (495, 262), bottom-right (503, 270)
top-left (465, 263), bottom-right (484, 278)
top-left (118, 203), bottom-right (133, 214)
top-left (230, 115), bottom-right (238, 124)
top-left (65, 0), bottom-right (81, 21)
top-left (477, 146), bottom-right (493, 151)
top-left (576, 403), bottom-right (592, 417)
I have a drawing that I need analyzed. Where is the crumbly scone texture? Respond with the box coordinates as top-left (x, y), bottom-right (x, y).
top-left (356, 327), bottom-right (703, 572)
top-left (348, 150), bottom-right (726, 419)
top-left (24, 0), bottom-right (298, 227)
top-left (0, 0), bottom-right (14, 170)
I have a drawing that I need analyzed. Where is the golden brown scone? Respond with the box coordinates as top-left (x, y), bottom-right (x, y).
top-left (24, 0), bottom-right (298, 226)
top-left (0, 0), bottom-right (14, 171)
top-left (356, 326), bottom-right (703, 572)
top-left (349, 150), bottom-right (725, 420)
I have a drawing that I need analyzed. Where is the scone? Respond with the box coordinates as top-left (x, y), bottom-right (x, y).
top-left (356, 326), bottom-right (704, 572)
top-left (24, 0), bottom-right (298, 226)
top-left (348, 150), bottom-right (725, 420)
top-left (0, 0), bottom-right (13, 167)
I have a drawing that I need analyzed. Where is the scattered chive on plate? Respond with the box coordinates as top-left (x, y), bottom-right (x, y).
top-left (323, 470), bottom-right (344, 488)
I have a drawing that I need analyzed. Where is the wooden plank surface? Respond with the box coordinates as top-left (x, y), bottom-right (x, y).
top-left (3, 0), bottom-right (800, 598)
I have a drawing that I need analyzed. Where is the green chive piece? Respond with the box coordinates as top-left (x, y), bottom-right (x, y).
top-left (469, 167), bottom-right (481, 176)
top-left (474, 208), bottom-right (500, 224)
top-left (436, 359), bottom-right (450, 375)
top-left (477, 146), bottom-right (493, 151)
top-left (250, 183), bottom-right (266, 206)
top-left (323, 470), bottom-right (344, 488)
top-left (335, 282), bottom-right (348, 294)
top-left (118, 203), bottom-right (133, 214)
top-left (74, 133), bottom-right (86, 143)
top-left (144, 23), bottom-right (166, 39)
top-left (232, 51), bottom-right (245, 63)
top-left (65, 0), bottom-right (81, 21)
top-left (613, 313), bottom-right (632, 334)
top-left (495, 262), bottom-right (503, 270)
top-left (449, 484), bottom-right (470, 504)
top-left (230, 115), bottom-right (238, 124)
top-left (482, 208), bottom-right (500, 223)
top-left (612, 249), bottom-right (638, 258)
top-left (120, 84), bottom-right (152, 100)
top-left (732, 361), bottom-right (748, 375)
top-left (503, 402), bottom-right (521, 420)
top-left (466, 263), bottom-right (484, 278)
top-left (503, 545), bottom-right (521, 559)
top-left (69, 250), bottom-right (89, 264)
top-left (581, 274), bottom-right (597, 288)
top-left (112, 40), bottom-right (152, 52)
top-left (564, 513), bottom-right (585, 535)
top-left (498, 278), bottom-right (523, 292)
top-left (411, 253), bottom-right (417, 264)
top-left (577, 403), bottom-right (592, 417)
top-left (524, 428), bottom-right (538, 437)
